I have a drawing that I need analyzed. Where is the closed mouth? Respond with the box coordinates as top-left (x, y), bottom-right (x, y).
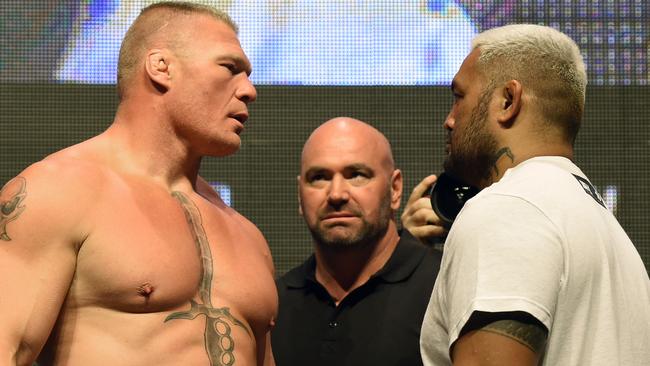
top-left (230, 113), bottom-right (248, 124)
top-left (322, 213), bottom-right (357, 220)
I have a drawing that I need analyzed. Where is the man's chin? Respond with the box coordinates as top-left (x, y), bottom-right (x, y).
top-left (444, 159), bottom-right (476, 186)
top-left (208, 141), bottom-right (241, 157)
top-left (312, 228), bottom-right (364, 248)
top-left (443, 159), bottom-right (464, 181)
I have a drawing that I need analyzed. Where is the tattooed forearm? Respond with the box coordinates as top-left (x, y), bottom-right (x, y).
top-left (490, 147), bottom-right (515, 177)
top-left (165, 191), bottom-right (251, 366)
top-left (480, 319), bottom-right (547, 354)
top-left (0, 177), bottom-right (27, 241)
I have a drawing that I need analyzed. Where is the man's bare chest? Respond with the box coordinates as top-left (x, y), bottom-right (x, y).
top-left (67, 189), bottom-right (276, 325)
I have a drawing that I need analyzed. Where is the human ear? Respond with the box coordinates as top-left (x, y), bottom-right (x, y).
top-left (390, 169), bottom-right (403, 211)
top-left (497, 80), bottom-right (522, 126)
top-left (297, 175), bottom-right (304, 217)
top-left (145, 50), bottom-right (171, 93)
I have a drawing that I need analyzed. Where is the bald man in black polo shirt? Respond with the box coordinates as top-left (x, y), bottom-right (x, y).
top-left (271, 117), bottom-right (443, 366)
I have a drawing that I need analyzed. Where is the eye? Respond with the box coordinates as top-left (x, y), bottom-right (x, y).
top-left (310, 173), bottom-right (325, 182)
top-left (306, 172), bottom-right (329, 185)
top-left (348, 171), bottom-right (370, 185)
top-left (221, 63), bottom-right (238, 74)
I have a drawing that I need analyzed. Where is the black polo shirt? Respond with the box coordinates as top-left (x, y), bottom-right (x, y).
top-left (272, 231), bottom-right (443, 366)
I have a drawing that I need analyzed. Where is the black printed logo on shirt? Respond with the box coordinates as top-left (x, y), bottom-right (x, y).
top-left (572, 174), bottom-right (606, 209)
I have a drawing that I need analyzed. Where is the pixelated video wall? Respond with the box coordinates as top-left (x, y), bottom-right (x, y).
top-left (1, 0), bottom-right (648, 85)
top-left (1, 1), bottom-right (648, 274)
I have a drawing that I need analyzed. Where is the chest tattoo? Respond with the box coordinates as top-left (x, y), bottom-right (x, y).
top-left (165, 191), bottom-right (251, 366)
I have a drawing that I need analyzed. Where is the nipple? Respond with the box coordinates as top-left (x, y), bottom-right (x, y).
top-left (137, 282), bottom-right (155, 298)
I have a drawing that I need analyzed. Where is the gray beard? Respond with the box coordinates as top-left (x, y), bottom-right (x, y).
top-left (307, 190), bottom-right (393, 250)
top-left (308, 217), bottom-right (389, 251)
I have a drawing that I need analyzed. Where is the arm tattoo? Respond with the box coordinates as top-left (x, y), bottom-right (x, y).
top-left (480, 319), bottom-right (547, 354)
top-left (490, 147), bottom-right (515, 178)
top-left (0, 177), bottom-right (27, 241)
top-left (165, 191), bottom-right (251, 366)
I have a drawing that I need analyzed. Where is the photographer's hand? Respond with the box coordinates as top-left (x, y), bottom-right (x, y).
top-left (401, 174), bottom-right (447, 246)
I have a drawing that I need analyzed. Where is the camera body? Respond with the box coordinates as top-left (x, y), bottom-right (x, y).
top-left (428, 172), bottom-right (480, 228)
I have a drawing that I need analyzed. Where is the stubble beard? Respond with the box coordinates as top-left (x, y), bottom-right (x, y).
top-left (307, 191), bottom-right (393, 251)
top-left (443, 88), bottom-right (498, 186)
top-left (169, 93), bottom-right (242, 157)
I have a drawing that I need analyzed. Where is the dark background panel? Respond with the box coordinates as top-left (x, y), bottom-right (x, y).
top-left (1, 85), bottom-right (648, 275)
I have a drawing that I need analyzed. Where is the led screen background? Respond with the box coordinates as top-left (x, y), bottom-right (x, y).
top-left (1, 0), bottom-right (647, 85)
top-left (1, 1), bottom-right (649, 274)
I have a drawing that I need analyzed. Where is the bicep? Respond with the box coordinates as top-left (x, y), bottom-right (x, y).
top-left (451, 312), bottom-right (547, 366)
top-left (0, 175), bottom-right (80, 363)
top-left (0, 243), bottom-right (77, 364)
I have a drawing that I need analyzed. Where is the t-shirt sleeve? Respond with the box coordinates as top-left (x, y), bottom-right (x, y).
top-left (438, 193), bottom-right (564, 349)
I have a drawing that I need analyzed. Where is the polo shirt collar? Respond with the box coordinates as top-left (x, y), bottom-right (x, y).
top-left (372, 230), bottom-right (426, 283)
top-left (283, 255), bottom-right (317, 288)
top-left (283, 231), bottom-right (426, 288)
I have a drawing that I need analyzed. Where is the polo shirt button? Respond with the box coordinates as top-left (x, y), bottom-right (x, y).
top-left (328, 321), bottom-right (339, 328)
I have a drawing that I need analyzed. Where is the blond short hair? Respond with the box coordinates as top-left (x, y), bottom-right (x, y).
top-left (472, 24), bottom-right (587, 143)
top-left (116, 1), bottom-right (237, 100)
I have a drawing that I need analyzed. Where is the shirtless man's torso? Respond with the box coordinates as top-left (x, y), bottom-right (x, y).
top-left (0, 3), bottom-right (277, 365)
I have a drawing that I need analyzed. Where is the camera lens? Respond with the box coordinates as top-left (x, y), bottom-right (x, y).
top-left (429, 172), bottom-right (479, 228)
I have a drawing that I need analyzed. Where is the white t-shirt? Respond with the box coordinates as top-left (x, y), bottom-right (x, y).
top-left (420, 156), bottom-right (650, 366)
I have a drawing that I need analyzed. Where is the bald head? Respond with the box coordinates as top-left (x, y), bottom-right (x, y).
top-left (301, 117), bottom-right (395, 175)
top-left (116, 1), bottom-right (237, 100)
top-left (299, 117), bottom-right (403, 249)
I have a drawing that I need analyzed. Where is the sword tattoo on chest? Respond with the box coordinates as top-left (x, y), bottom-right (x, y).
top-left (166, 191), bottom-right (251, 366)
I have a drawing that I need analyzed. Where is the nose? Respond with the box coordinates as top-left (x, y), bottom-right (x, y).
top-left (444, 110), bottom-right (455, 131)
top-left (236, 75), bottom-right (257, 104)
top-left (327, 175), bottom-right (350, 208)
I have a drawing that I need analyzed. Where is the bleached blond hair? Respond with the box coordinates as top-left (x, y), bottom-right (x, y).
top-left (472, 24), bottom-right (587, 143)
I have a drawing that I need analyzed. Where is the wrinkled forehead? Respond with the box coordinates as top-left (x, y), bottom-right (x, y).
top-left (301, 131), bottom-right (394, 174)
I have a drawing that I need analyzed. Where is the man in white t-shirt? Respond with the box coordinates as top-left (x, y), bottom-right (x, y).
top-left (419, 24), bottom-right (650, 366)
